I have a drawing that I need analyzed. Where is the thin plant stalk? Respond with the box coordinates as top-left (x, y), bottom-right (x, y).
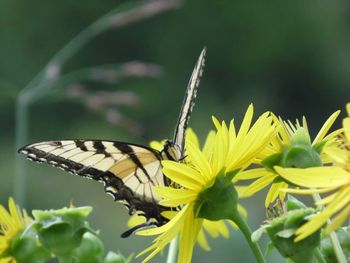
top-left (314, 248), bottom-right (327, 263)
top-left (230, 213), bottom-right (266, 263)
top-left (166, 236), bottom-right (179, 263)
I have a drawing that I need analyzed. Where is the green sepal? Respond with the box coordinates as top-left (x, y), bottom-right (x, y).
top-left (286, 195), bottom-right (307, 211)
top-left (320, 226), bottom-right (350, 263)
top-left (312, 140), bottom-right (327, 154)
top-left (265, 242), bottom-right (275, 257)
top-left (195, 169), bottom-right (239, 221)
top-left (266, 208), bottom-right (320, 263)
top-left (74, 232), bottom-right (104, 263)
top-left (291, 128), bottom-right (311, 145)
top-left (261, 153), bottom-right (283, 171)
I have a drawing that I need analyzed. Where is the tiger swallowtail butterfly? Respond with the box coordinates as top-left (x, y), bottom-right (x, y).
top-left (19, 48), bottom-right (206, 237)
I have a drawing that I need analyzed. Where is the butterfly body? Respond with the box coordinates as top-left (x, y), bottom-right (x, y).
top-left (19, 48), bottom-right (206, 236)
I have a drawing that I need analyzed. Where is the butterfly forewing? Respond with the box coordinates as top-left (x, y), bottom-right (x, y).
top-left (172, 47), bottom-right (206, 159)
top-left (19, 140), bottom-right (167, 219)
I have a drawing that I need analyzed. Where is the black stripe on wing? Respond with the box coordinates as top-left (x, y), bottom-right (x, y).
top-left (18, 140), bottom-right (169, 226)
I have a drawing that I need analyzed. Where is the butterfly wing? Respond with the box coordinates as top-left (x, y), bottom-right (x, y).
top-left (19, 140), bottom-right (168, 224)
top-left (172, 47), bottom-right (206, 159)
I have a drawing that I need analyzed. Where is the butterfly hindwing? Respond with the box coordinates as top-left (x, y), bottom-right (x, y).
top-left (19, 140), bottom-right (168, 223)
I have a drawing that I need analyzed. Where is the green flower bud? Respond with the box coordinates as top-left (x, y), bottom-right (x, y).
top-left (320, 227), bottom-right (350, 262)
top-left (196, 169), bottom-right (239, 221)
top-left (281, 128), bottom-right (322, 168)
top-left (266, 208), bottom-right (320, 263)
top-left (262, 127), bottom-right (324, 173)
top-left (74, 232), bottom-right (104, 263)
top-left (32, 206), bottom-right (93, 260)
top-left (11, 227), bottom-right (51, 263)
top-left (104, 251), bottom-right (132, 263)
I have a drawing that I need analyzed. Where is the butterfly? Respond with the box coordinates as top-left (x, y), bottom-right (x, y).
top-left (19, 48), bottom-right (206, 237)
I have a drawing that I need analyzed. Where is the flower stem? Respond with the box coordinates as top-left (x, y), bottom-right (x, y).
top-left (314, 248), bottom-right (326, 263)
top-left (166, 235), bottom-right (179, 263)
top-left (230, 213), bottom-right (266, 263)
top-left (312, 193), bottom-right (346, 263)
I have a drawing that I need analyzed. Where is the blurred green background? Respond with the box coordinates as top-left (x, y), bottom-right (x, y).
top-left (1, 0), bottom-right (349, 262)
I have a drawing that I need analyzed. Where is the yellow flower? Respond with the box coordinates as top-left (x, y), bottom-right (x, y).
top-left (238, 110), bottom-right (341, 207)
top-left (128, 129), bottom-right (247, 252)
top-left (276, 103), bottom-right (350, 241)
top-left (137, 104), bottom-right (275, 263)
top-left (0, 198), bottom-right (32, 262)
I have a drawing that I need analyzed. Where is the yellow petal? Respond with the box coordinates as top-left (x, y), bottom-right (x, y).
top-left (127, 214), bottom-right (146, 228)
top-left (243, 173), bottom-right (277, 197)
top-left (187, 140), bottom-right (212, 181)
top-left (275, 166), bottom-right (350, 188)
top-left (265, 182), bottom-right (286, 208)
top-left (156, 187), bottom-right (197, 207)
top-left (149, 140), bottom-right (165, 151)
top-left (178, 207), bottom-right (202, 263)
top-left (326, 202), bottom-right (350, 233)
top-left (197, 229), bottom-right (211, 251)
top-left (295, 212), bottom-right (329, 241)
top-left (236, 104), bottom-right (254, 139)
top-left (162, 161), bottom-right (204, 191)
top-left (229, 119), bottom-right (236, 139)
top-left (343, 117), bottom-right (350, 143)
top-left (137, 204), bottom-right (190, 236)
top-left (212, 116), bottom-right (221, 131)
top-left (186, 128), bottom-right (200, 149)
top-left (235, 168), bottom-right (271, 180)
top-left (281, 187), bottom-right (336, 195)
top-left (313, 110), bottom-right (340, 144)
top-left (202, 130), bottom-right (215, 160)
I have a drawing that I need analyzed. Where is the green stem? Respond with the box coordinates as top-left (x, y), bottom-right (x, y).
top-left (166, 235), bottom-right (179, 263)
top-left (14, 99), bottom-right (29, 206)
top-left (312, 193), bottom-right (346, 263)
top-left (230, 212), bottom-right (266, 263)
top-left (314, 248), bottom-right (327, 263)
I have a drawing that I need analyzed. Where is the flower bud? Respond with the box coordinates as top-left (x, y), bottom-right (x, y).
top-left (104, 251), bottom-right (131, 263)
top-left (32, 206), bottom-right (93, 260)
top-left (12, 228), bottom-right (51, 263)
top-left (74, 232), bottom-right (104, 263)
top-left (266, 208), bottom-right (320, 263)
top-left (281, 128), bottom-right (322, 168)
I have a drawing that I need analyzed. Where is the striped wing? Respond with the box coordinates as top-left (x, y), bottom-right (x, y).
top-left (172, 47), bottom-right (206, 159)
top-left (19, 140), bottom-right (168, 223)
